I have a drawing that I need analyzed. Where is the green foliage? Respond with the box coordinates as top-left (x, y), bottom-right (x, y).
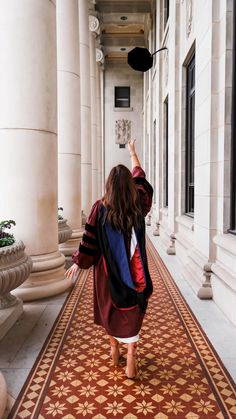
top-left (58, 207), bottom-right (64, 221)
top-left (0, 220), bottom-right (16, 248)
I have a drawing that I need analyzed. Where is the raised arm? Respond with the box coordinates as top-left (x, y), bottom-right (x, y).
top-left (128, 139), bottom-right (141, 170)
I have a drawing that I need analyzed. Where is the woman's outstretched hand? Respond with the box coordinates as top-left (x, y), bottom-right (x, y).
top-left (65, 263), bottom-right (79, 279)
top-left (128, 139), bottom-right (141, 168)
top-left (128, 139), bottom-right (136, 156)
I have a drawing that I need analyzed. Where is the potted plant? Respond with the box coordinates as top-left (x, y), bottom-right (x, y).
top-left (0, 220), bottom-right (32, 309)
top-left (58, 208), bottom-right (72, 244)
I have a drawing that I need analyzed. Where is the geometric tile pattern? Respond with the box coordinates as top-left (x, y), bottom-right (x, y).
top-left (9, 240), bottom-right (236, 418)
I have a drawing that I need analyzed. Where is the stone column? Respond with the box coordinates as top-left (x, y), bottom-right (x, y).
top-left (0, 0), bottom-right (69, 301)
top-left (0, 372), bottom-right (7, 418)
top-left (96, 50), bottom-right (103, 198)
top-left (89, 16), bottom-right (99, 203)
top-left (57, 0), bottom-right (82, 261)
top-left (80, 0), bottom-right (92, 220)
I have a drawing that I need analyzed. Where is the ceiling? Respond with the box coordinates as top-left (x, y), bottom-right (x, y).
top-left (94, 0), bottom-right (153, 66)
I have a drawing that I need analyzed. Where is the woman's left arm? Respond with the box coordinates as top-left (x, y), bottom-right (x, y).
top-left (65, 201), bottom-right (101, 279)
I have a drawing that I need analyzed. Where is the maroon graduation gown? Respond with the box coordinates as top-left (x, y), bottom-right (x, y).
top-left (72, 166), bottom-right (152, 338)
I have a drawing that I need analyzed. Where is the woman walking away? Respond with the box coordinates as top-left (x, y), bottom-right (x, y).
top-left (65, 139), bottom-right (153, 379)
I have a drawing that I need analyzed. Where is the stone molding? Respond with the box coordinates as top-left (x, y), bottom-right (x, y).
top-left (0, 241), bottom-right (32, 309)
top-left (58, 219), bottom-right (72, 244)
top-left (89, 15), bottom-right (100, 33)
top-left (186, 0), bottom-right (193, 37)
top-left (96, 48), bottom-right (104, 63)
top-left (213, 233), bottom-right (236, 256)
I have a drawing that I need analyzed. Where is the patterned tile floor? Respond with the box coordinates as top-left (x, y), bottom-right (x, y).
top-left (8, 239), bottom-right (236, 418)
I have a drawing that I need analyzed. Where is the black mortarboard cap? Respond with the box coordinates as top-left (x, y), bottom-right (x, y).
top-left (128, 46), bottom-right (167, 72)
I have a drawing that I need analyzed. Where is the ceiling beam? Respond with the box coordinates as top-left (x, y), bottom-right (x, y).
top-left (95, 1), bottom-right (152, 14)
top-left (101, 34), bottom-right (146, 47)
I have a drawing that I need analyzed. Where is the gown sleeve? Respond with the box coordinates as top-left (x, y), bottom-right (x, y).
top-left (72, 200), bottom-right (101, 269)
top-left (132, 166), bottom-right (153, 216)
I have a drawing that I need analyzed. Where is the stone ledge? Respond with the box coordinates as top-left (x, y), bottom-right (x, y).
top-left (213, 233), bottom-right (236, 256)
top-left (211, 261), bottom-right (236, 293)
top-left (176, 215), bottom-right (194, 230)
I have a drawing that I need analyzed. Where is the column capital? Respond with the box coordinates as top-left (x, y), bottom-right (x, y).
top-left (89, 15), bottom-right (100, 34)
top-left (96, 48), bottom-right (104, 64)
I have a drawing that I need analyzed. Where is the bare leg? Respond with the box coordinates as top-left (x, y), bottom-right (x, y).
top-left (125, 342), bottom-right (137, 378)
top-left (108, 335), bottom-right (120, 366)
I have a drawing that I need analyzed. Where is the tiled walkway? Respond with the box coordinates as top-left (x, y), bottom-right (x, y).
top-left (1, 227), bottom-right (236, 418)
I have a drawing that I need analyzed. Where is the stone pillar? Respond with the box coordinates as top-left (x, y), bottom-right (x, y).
top-left (57, 0), bottom-right (82, 261)
top-left (80, 0), bottom-right (92, 220)
top-left (89, 16), bottom-right (99, 203)
top-left (0, 372), bottom-right (7, 418)
top-left (100, 66), bottom-right (105, 194)
top-left (0, 0), bottom-right (69, 301)
top-left (96, 50), bottom-right (103, 198)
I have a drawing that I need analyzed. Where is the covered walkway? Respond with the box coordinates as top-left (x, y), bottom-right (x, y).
top-left (1, 0), bottom-right (236, 417)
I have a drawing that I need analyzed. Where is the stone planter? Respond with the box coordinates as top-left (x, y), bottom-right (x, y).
top-left (0, 240), bottom-right (32, 309)
top-left (58, 219), bottom-right (72, 244)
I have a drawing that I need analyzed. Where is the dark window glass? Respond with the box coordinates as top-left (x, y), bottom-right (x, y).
top-left (164, 0), bottom-right (169, 28)
top-left (115, 86), bottom-right (130, 108)
top-left (230, 1), bottom-right (236, 233)
top-left (119, 144), bottom-right (126, 148)
top-left (185, 54), bottom-right (195, 216)
top-left (153, 119), bottom-right (157, 204)
top-left (164, 97), bottom-right (168, 207)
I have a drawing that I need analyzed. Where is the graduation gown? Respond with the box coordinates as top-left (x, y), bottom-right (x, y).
top-left (72, 166), bottom-right (153, 338)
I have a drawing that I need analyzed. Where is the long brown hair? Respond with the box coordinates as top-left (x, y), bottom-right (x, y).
top-left (103, 164), bottom-right (142, 235)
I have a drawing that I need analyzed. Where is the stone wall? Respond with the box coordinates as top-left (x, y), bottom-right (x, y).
top-left (104, 65), bottom-right (143, 179)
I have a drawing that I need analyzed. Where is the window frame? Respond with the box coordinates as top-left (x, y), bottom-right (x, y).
top-left (164, 96), bottom-right (169, 207)
top-left (163, 0), bottom-right (169, 29)
top-left (114, 86), bottom-right (130, 108)
top-left (229, 1), bottom-right (236, 234)
top-left (185, 53), bottom-right (195, 217)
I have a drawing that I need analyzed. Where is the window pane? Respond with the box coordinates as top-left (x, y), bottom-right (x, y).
top-left (185, 54), bottom-right (195, 215)
top-left (164, 97), bottom-right (168, 207)
top-left (115, 86), bottom-right (130, 108)
top-left (164, 0), bottom-right (169, 28)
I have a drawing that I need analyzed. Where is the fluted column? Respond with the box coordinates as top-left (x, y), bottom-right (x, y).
top-left (0, 0), bottom-right (69, 301)
top-left (80, 0), bottom-right (92, 219)
top-left (57, 0), bottom-right (82, 260)
top-left (89, 16), bottom-right (99, 203)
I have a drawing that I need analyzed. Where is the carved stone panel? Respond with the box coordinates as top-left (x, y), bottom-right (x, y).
top-left (115, 119), bottom-right (131, 144)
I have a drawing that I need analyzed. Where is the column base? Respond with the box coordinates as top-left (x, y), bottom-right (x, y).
top-left (59, 228), bottom-right (83, 268)
top-left (159, 221), bottom-right (176, 255)
top-left (153, 221), bottom-right (160, 236)
top-left (0, 297), bottom-right (23, 341)
top-left (166, 233), bottom-right (176, 255)
top-left (12, 251), bottom-right (70, 301)
top-left (0, 372), bottom-right (7, 419)
top-left (180, 247), bottom-right (213, 300)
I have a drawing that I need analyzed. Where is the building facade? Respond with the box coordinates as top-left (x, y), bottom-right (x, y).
top-left (0, 3), bottom-right (236, 403)
top-left (144, 0), bottom-right (236, 326)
